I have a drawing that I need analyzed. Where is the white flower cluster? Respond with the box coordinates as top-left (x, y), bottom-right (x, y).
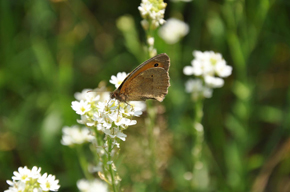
top-left (77, 179), bottom-right (108, 192)
top-left (61, 125), bottom-right (95, 146)
top-left (184, 51), bottom-right (232, 99)
top-left (5, 166), bottom-right (60, 192)
top-left (70, 73), bottom-right (145, 145)
top-left (138, 0), bottom-right (167, 29)
top-left (158, 18), bottom-right (189, 44)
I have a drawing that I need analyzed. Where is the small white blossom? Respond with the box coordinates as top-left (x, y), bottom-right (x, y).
top-left (185, 79), bottom-right (213, 99)
top-left (39, 173), bottom-right (60, 191)
top-left (183, 65), bottom-right (194, 76)
top-left (12, 166), bottom-right (31, 182)
top-left (147, 37), bottom-right (155, 46)
top-left (85, 93), bottom-right (100, 103)
top-left (30, 166), bottom-right (42, 179)
top-left (74, 89), bottom-right (92, 101)
top-left (71, 100), bottom-right (91, 115)
top-left (204, 76), bottom-right (224, 88)
top-left (77, 179), bottom-right (108, 192)
top-left (215, 61), bottom-right (232, 77)
top-left (104, 127), bottom-right (127, 141)
top-left (77, 115), bottom-right (94, 127)
top-left (109, 72), bottom-right (128, 88)
top-left (61, 125), bottom-right (95, 146)
top-left (158, 18), bottom-right (189, 44)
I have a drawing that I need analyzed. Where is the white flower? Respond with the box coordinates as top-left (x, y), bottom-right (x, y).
top-left (183, 65), bottom-right (194, 76)
top-left (185, 79), bottom-right (213, 99)
top-left (74, 89), bottom-right (92, 101)
top-left (147, 37), bottom-right (154, 46)
top-left (185, 79), bottom-right (203, 93)
top-left (215, 61), bottom-right (232, 77)
top-left (5, 181), bottom-right (25, 192)
top-left (128, 101), bottom-right (146, 115)
top-left (158, 18), bottom-right (189, 44)
top-left (85, 93), bottom-right (100, 103)
top-left (71, 100), bottom-right (91, 115)
top-left (12, 166), bottom-right (31, 182)
top-left (77, 115), bottom-right (95, 127)
top-left (61, 125), bottom-right (95, 146)
top-left (101, 113), bottom-right (114, 129)
top-left (109, 72), bottom-right (128, 88)
top-left (77, 179), bottom-right (108, 192)
top-left (204, 76), bottom-right (224, 88)
top-left (39, 173), bottom-right (60, 191)
top-left (103, 127), bottom-right (127, 141)
top-left (30, 166), bottom-right (42, 179)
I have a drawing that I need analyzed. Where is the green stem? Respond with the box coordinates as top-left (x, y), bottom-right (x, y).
top-left (191, 99), bottom-right (204, 189)
top-left (107, 137), bottom-right (117, 192)
top-left (93, 127), bottom-right (108, 180)
top-left (76, 145), bottom-right (93, 180)
top-left (146, 100), bottom-right (158, 189)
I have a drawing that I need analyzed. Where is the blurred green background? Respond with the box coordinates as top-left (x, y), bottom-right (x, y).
top-left (1, 0), bottom-right (290, 191)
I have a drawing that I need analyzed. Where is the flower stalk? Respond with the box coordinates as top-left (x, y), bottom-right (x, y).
top-left (191, 99), bottom-right (204, 188)
top-left (62, 77), bottom-right (145, 192)
top-left (145, 100), bottom-right (159, 188)
top-left (138, 0), bottom-right (167, 188)
top-left (76, 145), bottom-right (93, 180)
top-left (138, 0), bottom-right (167, 57)
top-left (183, 51), bottom-right (233, 189)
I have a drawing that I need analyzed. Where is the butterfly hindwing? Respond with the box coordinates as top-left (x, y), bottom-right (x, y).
top-left (124, 67), bottom-right (170, 102)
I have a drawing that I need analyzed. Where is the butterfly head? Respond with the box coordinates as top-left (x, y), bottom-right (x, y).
top-left (110, 89), bottom-right (126, 102)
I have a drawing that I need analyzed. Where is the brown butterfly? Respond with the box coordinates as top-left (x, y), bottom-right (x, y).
top-left (111, 53), bottom-right (170, 102)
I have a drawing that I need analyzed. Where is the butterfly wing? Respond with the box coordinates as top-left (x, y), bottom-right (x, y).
top-left (124, 67), bottom-right (170, 102)
top-left (117, 53), bottom-right (170, 95)
top-left (111, 53), bottom-right (170, 102)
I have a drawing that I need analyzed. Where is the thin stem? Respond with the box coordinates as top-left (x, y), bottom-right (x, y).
top-left (146, 100), bottom-right (158, 190)
top-left (76, 145), bottom-right (93, 180)
top-left (93, 127), bottom-right (108, 180)
top-left (191, 99), bottom-right (205, 189)
top-left (107, 137), bottom-right (117, 192)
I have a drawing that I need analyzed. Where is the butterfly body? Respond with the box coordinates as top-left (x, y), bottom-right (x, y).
top-left (111, 53), bottom-right (170, 102)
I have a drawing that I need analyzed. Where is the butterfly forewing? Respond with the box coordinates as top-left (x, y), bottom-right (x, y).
top-left (111, 53), bottom-right (170, 102)
top-left (118, 53), bottom-right (170, 95)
